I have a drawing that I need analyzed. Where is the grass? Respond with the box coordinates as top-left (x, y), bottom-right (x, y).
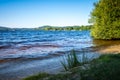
top-left (80, 54), bottom-right (120, 80)
top-left (61, 50), bottom-right (82, 71)
top-left (23, 73), bottom-right (50, 80)
top-left (61, 50), bottom-right (89, 71)
top-left (23, 52), bottom-right (120, 80)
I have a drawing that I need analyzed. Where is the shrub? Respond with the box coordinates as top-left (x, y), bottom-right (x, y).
top-left (90, 0), bottom-right (120, 39)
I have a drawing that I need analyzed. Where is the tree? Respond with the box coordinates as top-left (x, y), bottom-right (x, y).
top-left (90, 0), bottom-right (120, 39)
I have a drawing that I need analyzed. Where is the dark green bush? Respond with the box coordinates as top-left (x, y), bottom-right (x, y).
top-left (90, 0), bottom-right (120, 39)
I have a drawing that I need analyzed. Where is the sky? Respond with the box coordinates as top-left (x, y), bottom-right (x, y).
top-left (0, 0), bottom-right (98, 28)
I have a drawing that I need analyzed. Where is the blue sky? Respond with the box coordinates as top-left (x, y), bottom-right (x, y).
top-left (0, 0), bottom-right (98, 28)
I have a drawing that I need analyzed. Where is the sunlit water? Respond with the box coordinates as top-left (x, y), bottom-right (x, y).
top-left (0, 30), bottom-right (93, 60)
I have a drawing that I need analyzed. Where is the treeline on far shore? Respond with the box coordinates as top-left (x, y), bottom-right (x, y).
top-left (0, 25), bottom-right (92, 31)
top-left (35, 25), bottom-right (92, 31)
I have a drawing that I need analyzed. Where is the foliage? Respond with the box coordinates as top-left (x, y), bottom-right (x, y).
top-left (61, 50), bottom-right (81, 71)
top-left (36, 25), bottom-right (92, 31)
top-left (0, 25), bottom-right (92, 31)
top-left (90, 0), bottom-right (120, 39)
top-left (61, 50), bottom-right (89, 71)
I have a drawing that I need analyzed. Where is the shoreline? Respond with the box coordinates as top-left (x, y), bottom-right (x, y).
top-left (0, 44), bottom-right (120, 80)
top-left (0, 48), bottom-right (99, 80)
top-left (98, 45), bottom-right (120, 54)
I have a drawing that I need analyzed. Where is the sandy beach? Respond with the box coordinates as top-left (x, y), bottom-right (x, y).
top-left (99, 45), bottom-right (120, 54)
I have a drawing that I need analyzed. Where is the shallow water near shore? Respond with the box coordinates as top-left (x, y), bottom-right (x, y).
top-left (0, 30), bottom-right (120, 80)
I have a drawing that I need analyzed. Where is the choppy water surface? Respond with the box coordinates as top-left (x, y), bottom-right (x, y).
top-left (1, 30), bottom-right (120, 60)
top-left (1, 30), bottom-right (120, 80)
top-left (0, 30), bottom-right (92, 60)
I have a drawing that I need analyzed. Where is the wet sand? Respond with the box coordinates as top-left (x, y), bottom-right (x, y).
top-left (99, 45), bottom-right (120, 54)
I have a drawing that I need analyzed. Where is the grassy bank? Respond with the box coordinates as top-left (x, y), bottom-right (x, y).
top-left (23, 53), bottom-right (120, 80)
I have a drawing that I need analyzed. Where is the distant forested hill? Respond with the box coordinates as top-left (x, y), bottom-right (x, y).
top-left (36, 25), bottom-right (92, 31)
top-left (0, 26), bottom-right (11, 31)
top-left (0, 25), bottom-right (92, 31)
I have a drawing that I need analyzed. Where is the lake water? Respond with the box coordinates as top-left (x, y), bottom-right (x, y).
top-left (1, 30), bottom-right (120, 80)
top-left (0, 30), bottom-right (93, 60)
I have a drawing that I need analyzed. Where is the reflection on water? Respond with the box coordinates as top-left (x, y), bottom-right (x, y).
top-left (93, 39), bottom-right (120, 47)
